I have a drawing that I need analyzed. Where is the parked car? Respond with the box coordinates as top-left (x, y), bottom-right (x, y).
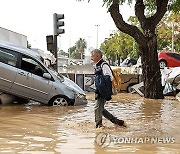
top-left (158, 51), bottom-right (180, 69)
top-left (0, 41), bottom-right (87, 106)
top-left (120, 57), bottom-right (137, 67)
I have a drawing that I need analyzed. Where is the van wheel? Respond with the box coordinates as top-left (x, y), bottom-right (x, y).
top-left (49, 96), bottom-right (69, 106)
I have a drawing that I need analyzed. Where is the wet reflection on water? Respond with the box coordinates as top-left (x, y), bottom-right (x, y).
top-left (0, 93), bottom-right (179, 153)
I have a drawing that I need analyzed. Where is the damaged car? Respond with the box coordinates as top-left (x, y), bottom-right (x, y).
top-left (0, 41), bottom-right (87, 106)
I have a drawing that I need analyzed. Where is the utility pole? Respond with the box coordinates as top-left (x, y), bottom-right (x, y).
top-left (172, 21), bottom-right (174, 52)
top-left (95, 25), bottom-right (100, 49)
top-left (68, 31), bottom-right (71, 59)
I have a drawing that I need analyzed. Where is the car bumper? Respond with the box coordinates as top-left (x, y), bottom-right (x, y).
top-left (74, 94), bottom-right (88, 106)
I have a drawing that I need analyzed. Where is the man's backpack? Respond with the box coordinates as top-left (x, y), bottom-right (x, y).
top-left (111, 67), bottom-right (122, 93)
top-left (101, 62), bottom-right (121, 95)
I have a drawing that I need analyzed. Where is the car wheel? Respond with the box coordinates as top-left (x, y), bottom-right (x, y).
top-left (127, 85), bottom-right (134, 93)
top-left (159, 60), bottom-right (167, 69)
top-left (49, 96), bottom-right (69, 106)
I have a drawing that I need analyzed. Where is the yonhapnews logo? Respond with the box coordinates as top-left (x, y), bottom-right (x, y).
top-left (95, 133), bottom-right (175, 148)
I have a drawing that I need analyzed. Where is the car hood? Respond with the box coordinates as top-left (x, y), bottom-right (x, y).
top-left (48, 68), bottom-right (85, 95)
top-left (63, 76), bottom-right (85, 95)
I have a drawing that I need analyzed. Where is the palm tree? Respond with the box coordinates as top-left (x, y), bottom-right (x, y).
top-left (75, 38), bottom-right (87, 59)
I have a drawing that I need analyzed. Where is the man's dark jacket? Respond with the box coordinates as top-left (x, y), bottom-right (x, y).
top-left (94, 59), bottom-right (112, 101)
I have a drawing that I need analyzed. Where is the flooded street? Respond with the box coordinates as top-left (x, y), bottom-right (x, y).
top-left (0, 93), bottom-right (180, 153)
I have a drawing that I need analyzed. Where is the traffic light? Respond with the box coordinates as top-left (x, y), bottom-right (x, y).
top-left (53, 13), bottom-right (65, 35)
top-left (46, 35), bottom-right (54, 53)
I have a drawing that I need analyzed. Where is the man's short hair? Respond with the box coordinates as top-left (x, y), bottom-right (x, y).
top-left (91, 49), bottom-right (102, 58)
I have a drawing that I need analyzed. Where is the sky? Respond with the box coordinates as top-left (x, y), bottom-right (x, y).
top-left (0, 0), bottom-right (134, 54)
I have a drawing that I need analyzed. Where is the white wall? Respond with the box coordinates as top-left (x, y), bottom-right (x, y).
top-left (0, 27), bottom-right (27, 47)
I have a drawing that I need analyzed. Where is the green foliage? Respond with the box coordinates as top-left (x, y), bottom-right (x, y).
top-left (71, 51), bottom-right (81, 59)
top-left (100, 11), bottom-right (180, 62)
top-left (102, 0), bottom-right (179, 12)
top-left (102, 0), bottom-right (133, 7)
top-left (143, 0), bottom-right (179, 15)
top-left (69, 46), bottom-right (76, 56)
top-left (75, 38), bottom-right (87, 59)
top-left (143, 0), bottom-right (157, 13)
top-left (157, 12), bottom-right (180, 52)
top-left (100, 31), bottom-right (139, 63)
top-left (169, 0), bottom-right (180, 13)
top-left (127, 14), bottom-right (180, 52)
top-left (59, 49), bottom-right (69, 57)
top-left (100, 15), bottom-right (142, 62)
top-left (78, 0), bottom-right (179, 55)
top-left (77, 0), bottom-right (179, 12)
top-left (69, 45), bottom-right (81, 59)
top-left (68, 38), bottom-right (87, 59)
top-left (77, 0), bottom-right (133, 7)
top-left (128, 16), bottom-right (140, 26)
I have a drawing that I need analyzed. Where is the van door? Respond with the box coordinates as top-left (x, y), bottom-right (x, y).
top-left (0, 47), bottom-right (18, 91)
top-left (11, 54), bottom-right (53, 102)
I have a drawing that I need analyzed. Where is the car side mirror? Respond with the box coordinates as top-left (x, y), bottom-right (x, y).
top-left (43, 73), bottom-right (51, 80)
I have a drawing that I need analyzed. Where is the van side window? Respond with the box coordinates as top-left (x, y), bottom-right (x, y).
top-left (21, 55), bottom-right (46, 77)
top-left (0, 47), bottom-right (18, 67)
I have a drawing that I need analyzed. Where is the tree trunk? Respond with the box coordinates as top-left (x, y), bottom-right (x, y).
top-left (108, 0), bottom-right (168, 99)
top-left (140, 34), bottom-right (164, 99)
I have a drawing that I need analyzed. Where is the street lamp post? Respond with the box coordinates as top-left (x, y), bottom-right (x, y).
top-left (95, 25), bottom-right (100, 48)
top-left (172, 21), bottom-right (174, 52)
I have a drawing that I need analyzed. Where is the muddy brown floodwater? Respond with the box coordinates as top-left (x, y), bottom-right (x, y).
top-left (0, 93), bottom-right (180, 154)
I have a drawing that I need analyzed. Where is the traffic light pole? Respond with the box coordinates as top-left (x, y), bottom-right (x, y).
top-left (53, 13), bottom-right (65, 72)
top-left (53, 35), bottom-right (58, 72)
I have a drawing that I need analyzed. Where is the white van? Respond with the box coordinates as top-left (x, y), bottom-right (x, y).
top-left (0, 41), bottom-right (87, 106)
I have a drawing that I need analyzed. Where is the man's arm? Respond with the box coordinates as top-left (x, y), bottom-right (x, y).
top-left (102, 64), bottom-right (113, 81)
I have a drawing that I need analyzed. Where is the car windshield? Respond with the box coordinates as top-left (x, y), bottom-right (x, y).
top-left (48, 67), bottom-right (64, 82)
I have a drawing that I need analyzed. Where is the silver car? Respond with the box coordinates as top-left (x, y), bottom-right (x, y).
top-left (0, 41), bottom-right (87, 106)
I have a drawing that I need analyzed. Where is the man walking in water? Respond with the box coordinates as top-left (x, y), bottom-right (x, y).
top-left (91, 49), bottom-right (127, 128)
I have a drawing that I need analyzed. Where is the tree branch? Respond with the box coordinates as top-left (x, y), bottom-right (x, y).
top-left (135, 0), bottom-right (167, 36)
top-left (135, 0), bottom-right (155, 33)
top-left (135, 0), bottom-right (146, 22)
top-left (149, 0), bottom-right (168, 26)
top-left (109, 0), bottom-right (146, 46)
